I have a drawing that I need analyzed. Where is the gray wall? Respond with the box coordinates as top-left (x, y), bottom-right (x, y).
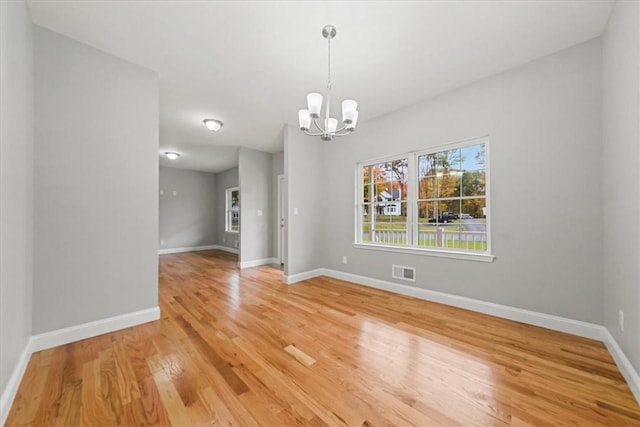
top-left (159, 167), bottom-right (217, 249)
top-left (602, 1), bottom-right (640, 374)
top-left (238, 147), bottom-right (272, 264)
top-left (215, 167), bottom-right (239, 251)
top-left (285, 126), bottom-right (325, 276)
top-left (272, 151), bottom-right (284, 259)
top-left (33, 27), bottom-right (159, 333)
top-left (299, 39), bottom-right (604, 323)
top-left (0, 0), bottom-right (34, 396)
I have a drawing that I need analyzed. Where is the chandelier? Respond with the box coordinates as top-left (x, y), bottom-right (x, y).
top-left (298, 25), bottom-right (359, 141)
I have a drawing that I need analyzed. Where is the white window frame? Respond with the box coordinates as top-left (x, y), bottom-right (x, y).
top-left (353, 136), bottom-right (494, 263)
top-left (225, 187), bottom-right (239, 233)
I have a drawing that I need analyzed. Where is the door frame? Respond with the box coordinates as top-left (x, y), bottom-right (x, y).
top-left (277, 174), bottom-right (285, 265)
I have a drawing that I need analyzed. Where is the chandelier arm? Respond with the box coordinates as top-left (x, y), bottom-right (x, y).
top-left (303, 130), bottom-right (324, 137)
top-left (330, 124), bottom-right (353, 136)
top-left (334, 123), bottom-right (348, 133)
top-left (332, 130), bottom-right (354, 137)
top-left (312, 117), bottom-right (327, 133)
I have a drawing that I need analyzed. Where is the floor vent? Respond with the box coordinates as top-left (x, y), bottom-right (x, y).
top-left (392, 264), bottom-right (415, 282)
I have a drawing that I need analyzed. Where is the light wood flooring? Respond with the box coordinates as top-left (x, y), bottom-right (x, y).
top-left (6, 250), bottom-right (640, 426)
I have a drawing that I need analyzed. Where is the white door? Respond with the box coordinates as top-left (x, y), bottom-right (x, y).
top-left (277, 174), bottom-right (286, 265)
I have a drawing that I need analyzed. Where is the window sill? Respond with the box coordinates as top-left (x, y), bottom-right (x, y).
top-left (225, 230), bottom-right (239, 234)
top-left (352, 242), bottom-right (495, 263)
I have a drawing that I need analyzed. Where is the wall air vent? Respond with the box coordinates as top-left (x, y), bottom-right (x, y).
top-left (392, 264), bottom-right (415, 282)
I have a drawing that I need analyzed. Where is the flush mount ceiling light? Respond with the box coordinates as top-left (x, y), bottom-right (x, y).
top-left (165, 152), bottom-right (180, 160)
top-left (298, 25), bottom-right (359, 141)
top-left (203, 118), bottom-right (223, 132)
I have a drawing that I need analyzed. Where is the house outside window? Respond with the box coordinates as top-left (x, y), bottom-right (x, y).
top-left (225, 187), bottom-right (239, 233)
top-left (355, 136), bottom-right (493, 262)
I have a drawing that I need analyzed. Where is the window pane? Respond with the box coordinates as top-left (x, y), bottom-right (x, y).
top-left (231, 190), bottom-right (239, 232)
top-left (462, 198), bottom-right (486, 219)
top-left (226, 187), bottom-right (240, 232)
top-left (418, 226), bottom-right (439, 248)
top-left (378, 181), bottom-right (405, 202)
top-left (229, 211), bottom-right (240, 231)
top-left (419, 201), bottom-right (487, 251)
top-left (418, 176), bottom-right (435, 200)
top-left (361, 204), bottom-right (372, 242)
top-left (443, 199), bottom-right (462, 219)
top-left (437, 172), bottom-right (462, 198)
top-left (372, 202), bottom-right (407, 245)
top-left (418, 202), bottom-right (436, 248)
top-left (460, 198), bottom-right (487, 251)
top-left (362, 163), bottom-right (393, 200)
top-left (362, 163), bottom-right (409, 203)
top-left (449, 147), bottom-right (462, 172)
top-left (432, 148), bottom-right (461, 175)
top-left (418, 154), bottom-right (437, 178)
top-left (363, 185), bottom-right (371, 202)
top-left (375, 159), bottom-right (408, 201)
top-left (461, 143), bottom-right (486, 172)
top-left (462, 171), bottom-right (486, 197)
top-left (363, 165), bottom-right (371, 186)
top-left (417, 201), bottom-right (435, 223)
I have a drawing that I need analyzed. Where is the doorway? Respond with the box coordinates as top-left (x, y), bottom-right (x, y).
top-left (277, 174), bottom-right (286, 265)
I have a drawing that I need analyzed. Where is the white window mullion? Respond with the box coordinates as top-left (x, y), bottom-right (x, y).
top-left (369, 166), bottom-right (375, 243)
top-left (484, 141), bottom-right (492, 254)
top-left (408, 153), bottom-right (418, 247)
top-left (354, 165), bottom-right (361, 243)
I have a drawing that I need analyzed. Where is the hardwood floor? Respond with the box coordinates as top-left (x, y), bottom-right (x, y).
top-left (6, 250), bottom-right (639, 426)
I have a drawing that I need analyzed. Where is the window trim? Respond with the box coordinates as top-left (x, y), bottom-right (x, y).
top-left (352, 242), bottom-right (495, 262)
top-left (354, 135), bottom-right (494, 262)
top-left (225, 186), bottom-right (239, 233)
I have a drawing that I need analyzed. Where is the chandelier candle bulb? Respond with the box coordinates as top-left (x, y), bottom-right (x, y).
top-left (342, 100), bottom-right (358, 123)
top-left (307, 93), bottom-right (323, 118)
top-left (346, 110), bottom-right (359, 131)
top-left (326, 118), bottom-right (338, 133)
top-left (298, 109), bottom-right (311, 131)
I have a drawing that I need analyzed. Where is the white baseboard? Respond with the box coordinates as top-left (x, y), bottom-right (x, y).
top-left (239, 257), bottom-right (278, 269)
top-left (216, 245), bottom-right (239, 255)
top-left (158, 245), bottom-right (241, 255)
top-left (0, 306), bottom-right (160, 425)
top-left (602, 329), bottom-right (640, 403)
top-left (284, 268), bottom-right (325, 285)
top-left (158, 245), bottom-right (218, 255)
top-left (322, 269), bottom-right (605, 341)
top-left (0, 338), bottom-right (33, 426)
top-left (31, 307), bottom-right (160, 352)
top-left (286, 267), bottom-right (604, 340)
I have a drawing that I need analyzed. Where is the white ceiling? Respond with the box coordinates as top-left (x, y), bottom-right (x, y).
top-left (28, 0), bottom-right (614, 173)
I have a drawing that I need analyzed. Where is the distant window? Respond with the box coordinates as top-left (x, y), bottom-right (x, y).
top-left (356, 136), bottom-right (491, 259)
top-left (225, 187), bottom-right (239, 233)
